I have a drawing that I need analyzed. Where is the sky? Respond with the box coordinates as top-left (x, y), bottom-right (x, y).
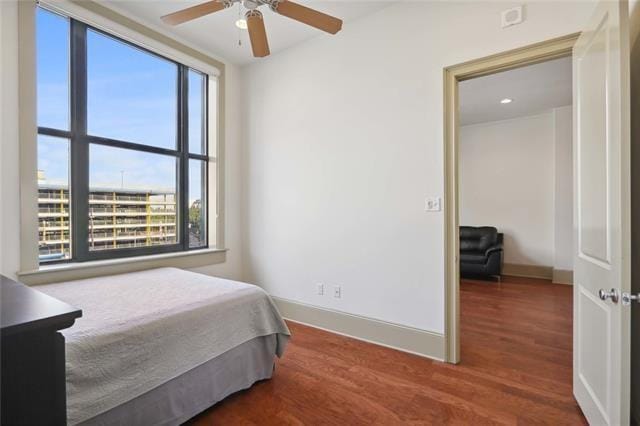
top-left (37, 7), bottom-right (205, 203)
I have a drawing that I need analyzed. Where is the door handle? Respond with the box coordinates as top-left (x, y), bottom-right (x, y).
top-left (622, 292), bottom-right (640, 306)
top-left (598, 288), bottom-right (619, 303)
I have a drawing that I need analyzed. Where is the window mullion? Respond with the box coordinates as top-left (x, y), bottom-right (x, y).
top-left (69, 19), bottom-right (90, 261)
top-left (187, 154), bottom-right (209, 161)
top-left (203, 75), bottom-right (209, 249)
top-left (85, 135), bottom-right (181, 158)
top-left (179, 66), bottom-right (189, 251)
top-left (38, 127), bottom-right (72, 139)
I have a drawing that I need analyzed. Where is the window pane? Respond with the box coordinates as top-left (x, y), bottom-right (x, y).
top-left (188, 159), bottom-right (207, 248)
top-left (87, 29), bottom-right (178, 149)
top-left (188, 70), bottom-right (205, 155)
top-left (38, 135), bottom-right (71, 262)
top-left (37, 7), bottom-right (69, 130)
top-left (89, 145), bottom-right (177, 251)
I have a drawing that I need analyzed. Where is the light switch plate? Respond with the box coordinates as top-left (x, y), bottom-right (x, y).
top-left (425, 197), bottom-right (442, 212)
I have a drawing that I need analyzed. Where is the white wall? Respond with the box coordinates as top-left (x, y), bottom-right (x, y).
top-left (459, 106), bottom-right (573, 270)
top-left (0, 0), bottom-right (21, 279)
top-left (241, 1), bottom-right (595, 333)
top-left (0, 1), bottom-right (245, 282)
top-left (459, 107), bottom-right (573, 270)
top-left (459, 113), bottom-right (556, 267)
top-left (553, 105), bottom-right (574, 271)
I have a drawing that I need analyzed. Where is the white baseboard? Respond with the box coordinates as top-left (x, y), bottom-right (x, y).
top-left (503, 263), bottom-right (553, 279)
top-left (272, 297), bottom-right (445, 361)
top-left (551, 269), bottom-right (573, 285)
top-left (502, 263), bottom-right (573, 285)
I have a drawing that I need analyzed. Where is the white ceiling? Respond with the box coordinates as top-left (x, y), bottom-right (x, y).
top-left (459, 56), bottom-right (572, 126)
top-left (101, 0), bottom-right (393, 65)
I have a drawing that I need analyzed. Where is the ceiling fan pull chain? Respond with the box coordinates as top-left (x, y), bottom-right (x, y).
top-left (237, 3), bottom-right (243, 47)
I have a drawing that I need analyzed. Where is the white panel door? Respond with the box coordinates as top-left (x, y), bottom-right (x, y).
top-left (572, 1), bottom-right (631, 425)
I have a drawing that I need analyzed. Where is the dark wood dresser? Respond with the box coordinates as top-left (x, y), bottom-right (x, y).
top-left (1, 275), bottom-right (82, 425)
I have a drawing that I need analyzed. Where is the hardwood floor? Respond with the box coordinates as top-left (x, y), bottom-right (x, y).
top-left (189, 276), bottom-right (586, 425)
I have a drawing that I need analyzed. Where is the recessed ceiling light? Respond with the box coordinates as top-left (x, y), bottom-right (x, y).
top-left (500, 98), bottom-right (513, 104)
top-left (235, 19), bottom-right (248, 30)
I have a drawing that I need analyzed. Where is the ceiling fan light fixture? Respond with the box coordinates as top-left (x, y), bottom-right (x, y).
top-left (235, 18), bottom-right (248, 29)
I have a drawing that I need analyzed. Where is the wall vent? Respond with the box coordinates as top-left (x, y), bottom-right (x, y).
top-left (501, 6), bottom-right (524, 29)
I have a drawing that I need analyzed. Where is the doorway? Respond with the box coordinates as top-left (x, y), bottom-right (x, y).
top-left (443, 33), bottom-right (579, 364)
top-left (452, 49), bottom-right (581, 420)
top-left (458, 56), bottom-right (573, 283)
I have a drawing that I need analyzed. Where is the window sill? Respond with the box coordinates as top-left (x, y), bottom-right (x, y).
top-left (18, 248), bottom-right (228, 286)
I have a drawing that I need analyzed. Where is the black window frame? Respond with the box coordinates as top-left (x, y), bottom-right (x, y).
top-left (37, 8), bottom-right (209, 264)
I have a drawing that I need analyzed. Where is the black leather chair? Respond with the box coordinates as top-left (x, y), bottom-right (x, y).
top-left (460, 226), bottom-right (503, 279)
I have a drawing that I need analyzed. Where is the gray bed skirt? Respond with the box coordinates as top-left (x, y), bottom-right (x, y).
top-left (80, 335), bottom-right (278, 426)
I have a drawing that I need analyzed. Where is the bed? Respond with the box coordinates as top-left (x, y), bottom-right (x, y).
top-left (37, 267), bottom-right (290, 425)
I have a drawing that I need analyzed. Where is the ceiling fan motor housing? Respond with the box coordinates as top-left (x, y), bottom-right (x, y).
top-left (243, 0), bottom-right (260, 11)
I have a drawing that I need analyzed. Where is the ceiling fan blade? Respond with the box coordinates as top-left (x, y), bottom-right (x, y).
top-left (246, 11), bottom-right (270, 58)
top-left (273, 1), bottom-right (342, 35)
top-left (161, 1), bottom-right (227, 26)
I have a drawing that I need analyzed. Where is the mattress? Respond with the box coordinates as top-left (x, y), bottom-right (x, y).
top-left (37, 268), bottom-right (290, 425)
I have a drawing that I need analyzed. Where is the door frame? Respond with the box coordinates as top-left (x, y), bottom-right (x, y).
top-left (443, 33), bottom-right (580, 363)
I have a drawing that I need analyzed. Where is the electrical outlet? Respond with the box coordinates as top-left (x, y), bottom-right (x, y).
top-left (316, 283), bottom-right (324, 296)
top-left (333, 285), bottom-right (341, 299)
top-left (425, 197), bottom-right (442, 212)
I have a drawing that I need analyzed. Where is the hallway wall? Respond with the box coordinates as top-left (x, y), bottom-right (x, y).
top-left (459, 107), bottom-right (572, 271)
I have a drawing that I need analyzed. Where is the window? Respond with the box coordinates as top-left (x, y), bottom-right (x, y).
top-left (36, 7), bottom-right (211, 264)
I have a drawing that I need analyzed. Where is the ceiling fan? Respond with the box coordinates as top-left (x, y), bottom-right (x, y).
top-left (161, 0), bottom-right (343, 58)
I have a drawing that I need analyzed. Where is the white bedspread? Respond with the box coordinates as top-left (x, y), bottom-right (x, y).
top-left (37, 267), bottom-right (290, 425)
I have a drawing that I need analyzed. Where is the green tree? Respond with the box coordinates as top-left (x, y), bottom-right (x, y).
top-left (189, 200), bottom-right (201, 236)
